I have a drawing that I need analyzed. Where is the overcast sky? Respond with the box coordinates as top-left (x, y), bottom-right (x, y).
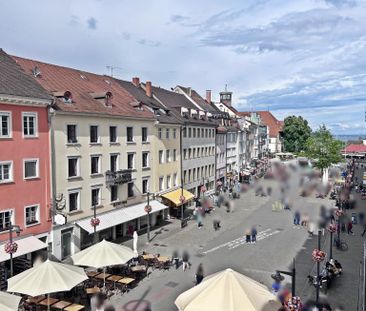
top-left (1, 0), bottom-right (365, 134)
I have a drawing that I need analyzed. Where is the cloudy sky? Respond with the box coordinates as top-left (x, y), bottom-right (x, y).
top-left (1, 0), bottom-right (366, 134)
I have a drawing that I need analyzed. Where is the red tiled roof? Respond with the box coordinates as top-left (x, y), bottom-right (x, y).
top-left (12, 56), bottom-right (154, 119)
top-left (238, 110), bottom-right (283, 137)
top-left (344, 144), bottom-right (366, 153)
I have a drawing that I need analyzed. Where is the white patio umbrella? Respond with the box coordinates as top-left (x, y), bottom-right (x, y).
top-left (7, 259), bottom-right (87, 310)
top-left (71, 239), bottom-right (135, 288)
top-left (175, 268), bottom-right (281, 311)
top-left (0, 291), bottom-right (21, 311)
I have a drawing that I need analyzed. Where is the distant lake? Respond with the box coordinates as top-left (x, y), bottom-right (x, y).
top-left (334, 134), bottom-right (366, 142)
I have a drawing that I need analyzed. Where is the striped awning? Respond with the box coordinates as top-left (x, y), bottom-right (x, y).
top-left (0, 236), bottom-right (47, 263)
top-left (160, 189), bottom-right (194, 206)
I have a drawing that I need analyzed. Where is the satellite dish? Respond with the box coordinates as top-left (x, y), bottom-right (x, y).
top-left (54, 213), bottom-right (67, 226)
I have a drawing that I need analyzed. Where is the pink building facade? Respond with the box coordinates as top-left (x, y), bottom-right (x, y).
top-left (0, 102), bottom-right (52, 241)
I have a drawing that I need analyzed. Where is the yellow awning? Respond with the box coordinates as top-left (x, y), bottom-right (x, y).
top-left (161, 189), bottom-right (195, 206)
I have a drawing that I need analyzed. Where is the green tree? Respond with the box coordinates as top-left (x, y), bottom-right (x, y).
top-left (305, 125), bottom-right (343, 174)
top-left (283, 116), bottom-right (312, 153)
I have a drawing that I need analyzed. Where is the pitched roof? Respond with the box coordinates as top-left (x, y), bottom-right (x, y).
top-left (115, 79), bottom-right (182, 125)
top-left (344, 144), bottom-right (366, 153)
top-left (238, 110), bottom-right (283, 137)
top-left (0, 49), bottom-right (51, 101)
top-left (151, 86), bottom-right (217, 126)
top-left (176, 86), bottom-right (218, 114)
top-left (12, 55), bottom-right (154, 119)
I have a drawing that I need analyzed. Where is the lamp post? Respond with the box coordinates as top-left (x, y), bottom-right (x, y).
top-left (90, 203), bottom-right (100, 244)
top-left (312, 229), bottom-right (326, 306)
top-left (145, 192), bottom-right (152, 243)
top-left (5, 220), bottom-right (22, 277)
top-left (273, 258), bottom-right (296, 297)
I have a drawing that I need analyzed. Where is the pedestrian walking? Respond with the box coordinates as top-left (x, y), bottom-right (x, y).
top-left (172, 250), bottom-right (180, 270)
top-left (294, 211), bottom-right (300, 226)
top-left (182, 251), bottom-right (190, 271)
top-left (347, 221), bottom-right (354, 235)
top-left (195, 263), bottom-right (204, 285)
top-left (245, 229), bottom-right (251, 243)
top-left (251, 227), bottom-right (257, 244)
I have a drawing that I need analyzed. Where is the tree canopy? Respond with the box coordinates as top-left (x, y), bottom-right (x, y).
top-left (283, 116), bottom-right (312, 153)
top-left (304, 125), bottom-right (343, 172)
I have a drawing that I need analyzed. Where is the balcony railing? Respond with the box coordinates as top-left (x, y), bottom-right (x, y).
top-left (106, 169), bottom-right (132, 186)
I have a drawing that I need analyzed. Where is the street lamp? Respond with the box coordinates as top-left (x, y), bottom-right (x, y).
top-left (272, 258), bottom-right (296, 297)
top-left (312, 229), bottom-right (326, 307)
top-left (5, 220), bottom-right (22, 277)
top-left (144, 192), bottom-right (152, 243)
top-left (90, 203), bottom-right (100, 244)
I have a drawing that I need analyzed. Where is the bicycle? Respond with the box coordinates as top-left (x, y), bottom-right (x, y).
top-left (333, 237), bottom-right (348, 251)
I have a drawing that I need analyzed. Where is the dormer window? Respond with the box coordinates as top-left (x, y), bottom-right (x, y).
top-left (90, 92), bottom-right (113, 107)
top-left (53, 91), bottom-right (73, 104)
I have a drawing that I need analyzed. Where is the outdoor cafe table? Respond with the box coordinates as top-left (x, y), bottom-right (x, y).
top-left (85, 286), bottom-right (101, 294)
top-left (94, 272), bottom-right (111, 280)
top-left (107, 275), bottom-right (123, 282)
top-left (130, 265), bottom-right (147, 272)
top-left (118, 277), bottom-right (135, 285)
top-left (38, 297), bottom-right (59, 307)
top-left (64, 304), bottom-right (85, 311)
top-left (51, 300), bottom-right (73, 309)
top-left (86, 271), bottom-right (100, 278)
top-left (157, 256), bottom-right (170, 262)
top-left (142, 254), bottom-right (155, 260)
top-left (26, 296), bottom-right (46, 304)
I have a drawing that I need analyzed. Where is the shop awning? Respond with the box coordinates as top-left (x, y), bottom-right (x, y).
top-left (0, 236), bottom-right (47, 263)
top-left (76, 200), bottom-right (169, 234)
top-left (160, 189), bottom-right (195, 206)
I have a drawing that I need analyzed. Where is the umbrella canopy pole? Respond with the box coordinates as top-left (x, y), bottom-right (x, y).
top-left (103, 267), bottom-right (106, 293)
top-left (47, 293), bottom-right (50, 311)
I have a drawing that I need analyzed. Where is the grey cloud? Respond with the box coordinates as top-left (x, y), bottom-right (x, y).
top-left (87, 17), bottom-right (97, 30)
top-left (200, 9), bottom-right (358, 53)
top-left (170, 15), bottom-right (190, 23)
top-left (69, 15), bottom-right (80, 27)
top-left (122, 32), bottom-right (131, 40)
top-left (324, 0), bottom-right (358, 8)
top-left (137, 39), bottom-right (161, 47)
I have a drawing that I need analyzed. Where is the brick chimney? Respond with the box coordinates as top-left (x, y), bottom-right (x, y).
top-left (145, 81), bottom-right (152, 97)
top-left (132, 77), bottom-right (140, 87)
top-left (206, 90), bottom-right (211, 103)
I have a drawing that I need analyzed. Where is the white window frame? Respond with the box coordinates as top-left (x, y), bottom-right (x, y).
top-left (110, 153), bottom-right (119, 172)
top-left (22, 112), bottom-right (38, 138)
top-left (142, 127), bottom-right (148, 142)
top-left (158, 128), bottom-right (162, 139)
top-left (0, 209), bottom-right (14, 232)
top-left (166, 174), bottom-right (171, 189)
top-left (66, 124), bottom-right (78, 144)
top-left (173, 128), bottom-right (177, 139)
top-left (127, 181), bottom-right (135, 198)
top-left (142, 152), bottom-right (149, 168)
top-left (173, 149), bottom-right (177, 162)
top-left (159, 150), bottom-right (164, 164)
top-left (90, 155), bottom-right (102, 175)
top-left (67, 156), bottom-right (80, 179)
top-left (0, 160), bottom-right (13, 183)
top-left (126, 126), bottom-right (134, 142)
top-left (68, 188), bottom-right (81, 212)
top-left (159, 176), bottom-right (164, 191)
top-left (89, 125), bottom-right (100, 144)
top-left (173, 173), bottom-right (178, 187)
top-left (110, 185), bottom-right (119, 203)
top-left (127, 152), bottom-right (135, 170)
top-left (166, 128), bottom-right (170, 139)
top-left (91, 186), bottom-right (102, 207)
top-left (24, 204), bottom-right (40, 227)
top-left (23, 158), bottom-right (39, 180)
top-left (142, 178), bottom-right (149, 194)
top-left (166, 150), bottom-right (170, 163)
top-left (0, 111), bottom-right (12, 138)
top-left (109, 125), bottom-right (118, 143)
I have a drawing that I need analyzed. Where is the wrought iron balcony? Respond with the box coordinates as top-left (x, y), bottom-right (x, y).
top-left (105, 169), bottom-right (132, 186)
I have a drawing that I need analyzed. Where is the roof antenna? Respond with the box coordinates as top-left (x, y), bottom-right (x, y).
top-left (106, 65), bottom-right (123, 77)
top-left (225, 84), bottom-right (228, 92)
